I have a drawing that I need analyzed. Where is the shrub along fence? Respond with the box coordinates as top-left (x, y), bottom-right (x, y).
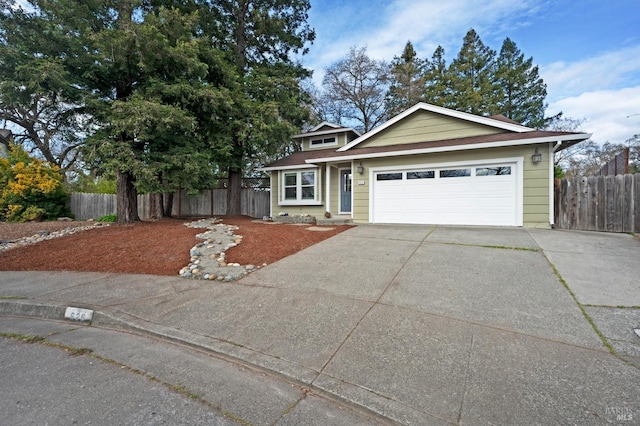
top-left (71, 188), bottom-right (270, 220)
top-left (555, 174), bottom-right (640, 233)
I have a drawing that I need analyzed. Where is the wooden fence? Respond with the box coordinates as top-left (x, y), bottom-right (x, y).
top-left (555, 174), bottom-right (640, 233)
top-left (70, 188), bottom-right (270, 220)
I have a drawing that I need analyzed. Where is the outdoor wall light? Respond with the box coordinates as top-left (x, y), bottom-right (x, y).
top-left (357, 162), bottom-right (364, 175)
top-left (532, 148), bottom-right (542, 164)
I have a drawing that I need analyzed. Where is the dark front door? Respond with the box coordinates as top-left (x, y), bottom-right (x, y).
top-left (340, 169), bottom-right (352, 213)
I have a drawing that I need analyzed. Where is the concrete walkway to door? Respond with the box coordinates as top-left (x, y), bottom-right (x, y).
top-left (1, 224), bottom-right (639, 424)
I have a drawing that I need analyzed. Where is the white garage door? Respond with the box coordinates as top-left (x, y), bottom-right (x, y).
top-left (372, 162), bottom-right (519, 226)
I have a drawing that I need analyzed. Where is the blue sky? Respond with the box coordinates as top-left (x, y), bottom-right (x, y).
top-left (303, 0), bottom-right (640, 144)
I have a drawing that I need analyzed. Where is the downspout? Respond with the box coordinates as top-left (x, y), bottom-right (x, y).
top-left (549, 141), bottom-right (562, 227)
top-left (269, 173), bottom-right (273, 219)
top-left (325, 164), bottom-right (331, 213)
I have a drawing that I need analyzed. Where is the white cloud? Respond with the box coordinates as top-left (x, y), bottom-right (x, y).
top-left (307, 0), bottom-right (542, 83)
top-left (542, 45), bottom-right (640, 102)
top-left (549, 87), bottom-right (640, 144)
top-left (341, 0), bottom-right (541, 61)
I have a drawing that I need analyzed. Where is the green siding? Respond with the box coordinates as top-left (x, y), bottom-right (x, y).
top-left (352, 143), bottom-right (552, 227)
top-left (271, 143), bottom-right (552, 227)
top-left (359, 110), bottom-right (507, 148)
top-left (270, 164), bottom-right (351, 218)
top-left (301, 132), bottom-right (355, 151)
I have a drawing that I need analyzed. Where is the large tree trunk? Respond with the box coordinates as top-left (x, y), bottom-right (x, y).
top-left (148, 193), bottom-right (164, 219)
top-left (116, 170), bottom-right (140, 224)
top-left (163, 192), bottom-right (174, 218)
top-left (226, 167), bottom-right (242, 216)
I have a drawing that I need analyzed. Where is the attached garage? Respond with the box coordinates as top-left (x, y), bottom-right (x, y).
top-left (370, 159), bottom-right (522, 226)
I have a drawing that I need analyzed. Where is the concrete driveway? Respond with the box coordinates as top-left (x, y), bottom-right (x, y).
top-left (1, 224), bottom-right (639, 424)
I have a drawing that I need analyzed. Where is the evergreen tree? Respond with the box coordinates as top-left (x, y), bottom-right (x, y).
top-left (0, 1), bottom-right (90, 174)
top-left (495, 37), bottom-right (547, 128)
top-left (386, 41), bottom-right (425, 116)
top-left (198, 0), bottom-right (315, 215)
top-left (423, 45), bottom-right (452, 108)
top-left (446, 29), bottom-right (500, 115)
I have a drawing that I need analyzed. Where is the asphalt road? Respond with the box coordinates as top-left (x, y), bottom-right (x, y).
top-left (0, 316), bottom-right (381, 426)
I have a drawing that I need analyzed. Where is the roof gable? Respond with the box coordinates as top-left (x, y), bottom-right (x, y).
top-left (311, 121), bottom-right (341, 131)
top-left (339, 102), bottom-right (533, 151)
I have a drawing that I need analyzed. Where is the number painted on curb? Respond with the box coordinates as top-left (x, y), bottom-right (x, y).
top-left (64, 307), bottom-right (94, 322)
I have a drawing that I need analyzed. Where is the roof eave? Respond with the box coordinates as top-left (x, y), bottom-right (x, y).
top-left (309, 133), bottom-right (592, 164)
top-left (292, 127), bottom-right (361, 139)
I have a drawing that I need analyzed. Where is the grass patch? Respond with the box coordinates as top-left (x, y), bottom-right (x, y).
top-left (0, 295), bottom-right (28, 300)
top-left (0, 332), bottom-right (45, 343)
top-left (544, 259), bottom-right (619, 358)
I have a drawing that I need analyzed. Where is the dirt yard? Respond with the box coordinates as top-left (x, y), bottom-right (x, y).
top-left (0, 217), bottom-right (352, 276)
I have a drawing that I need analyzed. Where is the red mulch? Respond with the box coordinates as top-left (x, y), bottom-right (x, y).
top-left (0, 216), bottom-right (351, 276)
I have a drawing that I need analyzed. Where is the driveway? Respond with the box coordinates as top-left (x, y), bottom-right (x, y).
top-left (1, 224), bottom-right (639, 424)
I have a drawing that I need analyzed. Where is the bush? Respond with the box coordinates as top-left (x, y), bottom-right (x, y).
top-left (0, 144), bottom-right (71, 222)
top-left (20, 206), bottom-right (46, 222)
top-left (97, 213), bottom-right (117, 222)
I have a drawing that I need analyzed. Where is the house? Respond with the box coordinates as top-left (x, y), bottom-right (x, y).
top-left (261, 102), bottom-right (590, 227)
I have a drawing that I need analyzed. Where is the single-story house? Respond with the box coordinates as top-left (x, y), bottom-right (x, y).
top-left (261, 102), bottom-right (590, 227)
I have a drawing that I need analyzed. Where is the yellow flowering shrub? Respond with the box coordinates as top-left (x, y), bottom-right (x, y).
top-left (0, 144), bottom-right (71, 222)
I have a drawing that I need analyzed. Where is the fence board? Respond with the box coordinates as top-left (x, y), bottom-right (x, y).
top-left (624, 174), bottom-right (634, 233)
top-left (635, 174), bottom-right (640, 233)
top-left (71, 189), bottom-right (269, 220)
top-left (577, 177), bottom-right (587, 229)
top-left (555, 174), bottom-right (638, 233)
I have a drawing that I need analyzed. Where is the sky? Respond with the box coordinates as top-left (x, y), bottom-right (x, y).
top-left (302, 0), bottom-right (640, 144)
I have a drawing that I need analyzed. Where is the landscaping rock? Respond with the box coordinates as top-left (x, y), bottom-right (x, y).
top-left (181, 218), bottom-right (255, 282)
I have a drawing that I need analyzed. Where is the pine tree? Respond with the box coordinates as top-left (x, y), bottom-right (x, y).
top-left (423, 45), bottom-right (451, 108)
top-left (495, 37), bottom-right (547, 128)
top-left (447, 29), bottom-right (499, 115)
top-left (386, 41), bottom-right (425, 116)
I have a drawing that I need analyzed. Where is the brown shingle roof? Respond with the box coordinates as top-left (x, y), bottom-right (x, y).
top-left (263, 130), bottom-right (587, 169)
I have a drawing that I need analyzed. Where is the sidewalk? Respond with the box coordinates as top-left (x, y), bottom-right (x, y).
top-left (1, 225), bottom-right (639, 424)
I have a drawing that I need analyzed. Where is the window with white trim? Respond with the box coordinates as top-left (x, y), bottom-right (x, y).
top-left (309, 137), bottom-right (336, 147)
top-left (280, 169), bottom-right (320, 204)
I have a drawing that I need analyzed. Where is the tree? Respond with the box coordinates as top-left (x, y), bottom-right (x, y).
top-left (200, 0), bottom-right (315, 215)
top-left (0, 2), bottom-right (90, 174)
top-left (447, 29), bottom-right (499, 115)
top-left (386, 41), bottom-right (425, 116)
top-left (557, 136), bottom-right (640, 177)
top-left (495, 38), bottom-right (547, 128)
top-left (81, 2), bottom-right (239, 223)
top-left (423, 45), bottom-right (452, 108)
top-left (321, 46), bottom-right (390, 133)
top-left (546, 113), bottom-right (589, 176)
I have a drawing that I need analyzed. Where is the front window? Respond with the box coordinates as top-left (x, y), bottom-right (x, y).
top-left (280, 169), bottom-right (320, 204)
